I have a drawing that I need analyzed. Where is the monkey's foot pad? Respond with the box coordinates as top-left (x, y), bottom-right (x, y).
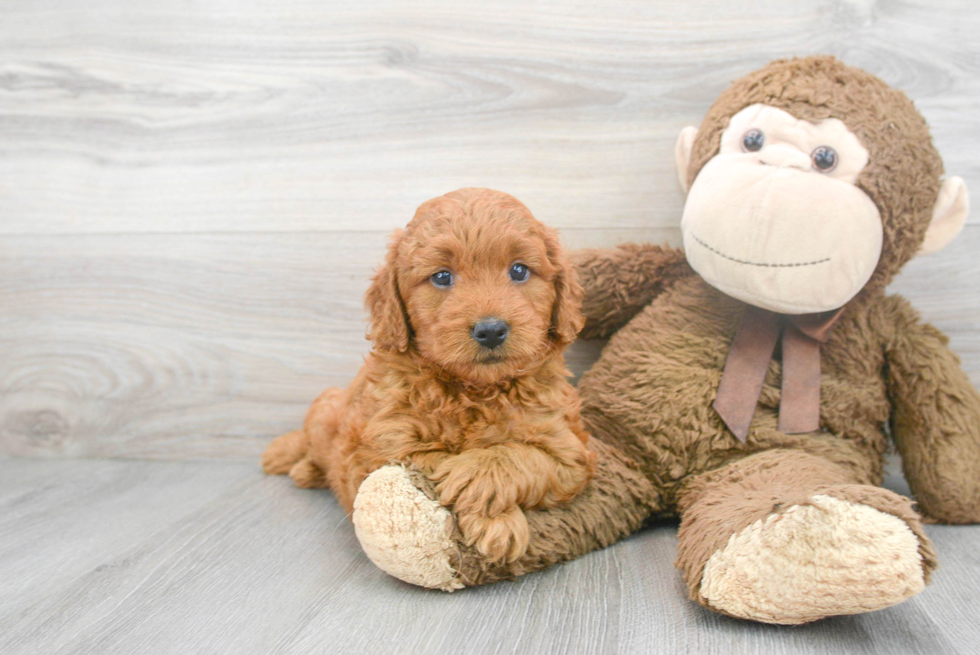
top-left (699, 494), bottom-right (927, 624)
top-left (353, 465), bottom-right (464, 591)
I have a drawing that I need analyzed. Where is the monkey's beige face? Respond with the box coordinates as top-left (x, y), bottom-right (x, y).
top-left (681, 104), bottom-right (883, 314)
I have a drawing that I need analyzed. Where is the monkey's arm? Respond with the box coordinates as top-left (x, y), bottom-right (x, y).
top-left (880, 295), bottom-right (980, 524)
top-left (570, 243), bottom-right (692, 339)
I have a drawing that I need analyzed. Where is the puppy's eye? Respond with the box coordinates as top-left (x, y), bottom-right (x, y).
top-left (430, 270), bottom-right (454, 288)
top-left (509, 263), bottom-right (530, 283)
top-left (811, 146), bottom-right (838, 172)
top-left (742, 129), bottom-right (765, 152)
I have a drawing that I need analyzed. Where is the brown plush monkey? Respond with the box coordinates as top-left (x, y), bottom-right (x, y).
top-left (349, 57), bottom-right (979, 625)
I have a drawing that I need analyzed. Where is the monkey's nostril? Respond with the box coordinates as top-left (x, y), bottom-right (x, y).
top-left (471, 318), bottom-right (510, 350)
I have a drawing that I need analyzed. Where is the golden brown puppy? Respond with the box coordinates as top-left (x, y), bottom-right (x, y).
top-left (262, 188), bottom-right (595, 563)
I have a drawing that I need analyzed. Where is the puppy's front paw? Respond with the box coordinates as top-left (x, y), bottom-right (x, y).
top-left (458, 507), bottom-right (530, 563)
top-left (432, 456), bottom-right (517, 518)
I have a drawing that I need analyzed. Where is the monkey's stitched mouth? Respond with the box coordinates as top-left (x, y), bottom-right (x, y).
top-left (691, 233), bottom-right (831, 268)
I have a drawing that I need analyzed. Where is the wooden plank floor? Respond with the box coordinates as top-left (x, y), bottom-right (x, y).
top-left (2, 0), bottom-right (980, 461)
top-left (2, 1), bottom-right (980, 653)
top-left (1, 456), bottom-right (978, 655)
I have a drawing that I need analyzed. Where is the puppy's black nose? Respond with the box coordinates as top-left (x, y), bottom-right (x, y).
top-left (472, 318), bottom-right (509, 350)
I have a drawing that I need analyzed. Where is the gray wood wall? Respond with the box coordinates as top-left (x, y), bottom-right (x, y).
top-left (2, 0), bottom-right (978, 462)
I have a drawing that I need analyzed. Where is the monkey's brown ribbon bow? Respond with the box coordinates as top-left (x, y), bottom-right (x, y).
top-left (713, 305), bottom-right (845, 442)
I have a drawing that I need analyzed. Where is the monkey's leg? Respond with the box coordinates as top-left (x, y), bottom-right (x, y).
top-left (350, 438), bottom-right (659, 591)
top-left (675, 449), bottom-right (937, 625)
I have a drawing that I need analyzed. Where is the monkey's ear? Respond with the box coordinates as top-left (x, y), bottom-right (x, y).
top-left (365, 231), bottom-right (412, 352)
top-left (675, 126), bottom-right (699, 194)
top-left (919, 176), bottom-right (969, 256)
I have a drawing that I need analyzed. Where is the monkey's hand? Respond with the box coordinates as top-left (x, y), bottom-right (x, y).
top-left (881, 295), bottom-right (980, 524)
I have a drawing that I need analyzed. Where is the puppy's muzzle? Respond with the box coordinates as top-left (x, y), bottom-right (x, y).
top-left (472, 318), bottom-right (509, 350)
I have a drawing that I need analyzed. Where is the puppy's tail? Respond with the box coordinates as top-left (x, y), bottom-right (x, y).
top-left (261, 429), bottom-right (309, 475)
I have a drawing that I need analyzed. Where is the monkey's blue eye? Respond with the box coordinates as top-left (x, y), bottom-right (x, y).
top-left (743, 129), bottom-right (765, 152)
top-left (431, 270), bottom-right (453, 287)
top-left (811, 146), bottom-right (838, 172)
top-left (509, 263), bottom-right (530, 283)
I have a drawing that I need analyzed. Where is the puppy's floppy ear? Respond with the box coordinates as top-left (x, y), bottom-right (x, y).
top-left (544, 228), bottom-right (585, 347)
top-left (365, 230), bottom-right (412, 352)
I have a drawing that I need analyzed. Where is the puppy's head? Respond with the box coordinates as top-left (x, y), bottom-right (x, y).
top-left (366, 188), bottom-right (584, 385)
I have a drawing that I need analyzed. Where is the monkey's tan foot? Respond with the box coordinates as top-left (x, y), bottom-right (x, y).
top-left (352, 465), bottom-right (464, 592)
top-left (676, 450), bottom-right (937, 625)
top-left (699, 492), bottom-right (930, 624)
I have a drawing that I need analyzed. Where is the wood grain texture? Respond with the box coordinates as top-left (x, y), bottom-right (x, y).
top-left (1, 456), bottom-right (978, 655)
top-left (2, 2), bottom-right (979, 653)
top-left (2, 0), bottom-right (979, 462)
top-left (1, 226), bottom-right (977, 461)
top-left (0, 0), bottom-right (978, 236)
top-left (0, 227), bottom-right (662, 459)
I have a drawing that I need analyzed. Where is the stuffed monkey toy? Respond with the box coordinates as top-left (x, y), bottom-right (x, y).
top-left (348, 56), bottom-right (980, 625)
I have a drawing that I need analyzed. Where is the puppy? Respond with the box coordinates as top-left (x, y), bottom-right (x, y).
top-left (262, 188), bottom-right (595, 563)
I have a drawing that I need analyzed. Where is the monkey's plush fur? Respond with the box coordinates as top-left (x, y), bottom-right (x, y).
top-left (348, 57), bottom-right (980, 624)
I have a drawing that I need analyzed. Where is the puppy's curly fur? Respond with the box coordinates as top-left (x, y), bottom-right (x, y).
top-left (262, 188), bottom-right (595, 563)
